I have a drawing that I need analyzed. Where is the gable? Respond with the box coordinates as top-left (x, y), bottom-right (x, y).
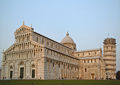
top-left (15, 25), bottom-right (33, 35)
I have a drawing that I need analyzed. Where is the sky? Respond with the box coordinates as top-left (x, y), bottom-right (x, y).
top-left (0, 0), bottom-right (120, 71)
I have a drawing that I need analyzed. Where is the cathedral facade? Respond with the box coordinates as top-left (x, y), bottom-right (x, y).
top-left (1, 23), bottom-right (116, 80)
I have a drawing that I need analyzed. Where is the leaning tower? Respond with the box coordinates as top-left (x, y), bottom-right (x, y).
top-left (103, 38), bottom-right (116, 79)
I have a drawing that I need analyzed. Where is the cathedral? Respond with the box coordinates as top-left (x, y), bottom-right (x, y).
top-left (1, 22), bottom-right (116, 80)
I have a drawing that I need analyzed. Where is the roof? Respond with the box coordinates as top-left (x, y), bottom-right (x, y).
top-left (103, 38), bottom-right (116, 45)
top-left (34, 32), bottom-right (73, 50)
top-left (61, 32), bottom-right (75, 44)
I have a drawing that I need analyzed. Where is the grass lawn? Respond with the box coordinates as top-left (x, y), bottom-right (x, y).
top-left (0, 80), bottom-right (120, 85)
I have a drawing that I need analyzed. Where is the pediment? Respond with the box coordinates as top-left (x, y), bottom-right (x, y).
top-left (15, 25), bottom-right (34, 35)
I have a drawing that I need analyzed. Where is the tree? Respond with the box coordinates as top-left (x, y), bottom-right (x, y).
top-left (116, 71), bottom-right (120, 80)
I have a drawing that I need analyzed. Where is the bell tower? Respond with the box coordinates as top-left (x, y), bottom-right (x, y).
top-left (103, 38), bottom-right (116, 79)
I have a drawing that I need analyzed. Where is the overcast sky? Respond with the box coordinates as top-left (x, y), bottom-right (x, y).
top-left (0, 0), bottom-right (120, 71)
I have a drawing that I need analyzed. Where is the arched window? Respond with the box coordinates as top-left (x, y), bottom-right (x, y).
top-left (91, 59), bottom-right (92, 63)
top-left (58, 63), bottom-right (60, 68)
top-left (36, 37), bottom-right (38, 42)
top-left (89, 53), bottom-right (90, 55)
top-left (32, 64), bottom-right (35, 78)
top-left (53, 62), bottom-right (54, 67)
top-left (27, 36), bottom-right (29, 40)
top-left (85, 68), bottom-right (87, 72)
top-left (42, 38), bottom-right (44, 44)
top-left (34, 51), bottom-right (35, 56)
top-left (10, 66), bottom-right (13, 79)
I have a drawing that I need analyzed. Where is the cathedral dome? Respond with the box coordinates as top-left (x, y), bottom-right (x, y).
top-left (61, 32), bottom-right (75, 44)
top-left (61, 32), bottom-right (76, 50)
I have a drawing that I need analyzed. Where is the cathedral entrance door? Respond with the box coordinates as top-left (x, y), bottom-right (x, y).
top-left (10, 71), bottom-right (13, 79)
top-left (20, 67), bottom-right (24, 79)
top-left (91, 73), bottom-right (95, 79)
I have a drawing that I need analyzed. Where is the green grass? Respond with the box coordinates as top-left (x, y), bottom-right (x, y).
top-left (0, 80), bottom-right (120, 85)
